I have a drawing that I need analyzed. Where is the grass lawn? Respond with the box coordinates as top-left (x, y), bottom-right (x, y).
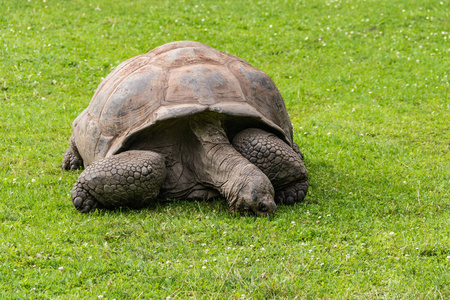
top-left (1, 0), bottom-right (449, 298)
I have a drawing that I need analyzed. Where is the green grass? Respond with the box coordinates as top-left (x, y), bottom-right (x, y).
top-left (1, 0), bottom-right (449, 298)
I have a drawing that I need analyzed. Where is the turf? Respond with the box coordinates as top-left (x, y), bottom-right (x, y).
top-left (1, 0), bottom-right (449, 299)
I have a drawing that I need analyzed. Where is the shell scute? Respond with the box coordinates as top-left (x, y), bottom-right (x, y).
top-left (228, 60), bottom-right (292, 140)
top-left (98, 65), bottom-right (165, 136)
top-left (165, 64), bottom-right (244, 105)
top-left (153, 45), bottom-right (229, 69)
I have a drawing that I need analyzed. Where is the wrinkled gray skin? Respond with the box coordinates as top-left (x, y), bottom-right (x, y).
top-left (62, 41), bottom-right (308, 216)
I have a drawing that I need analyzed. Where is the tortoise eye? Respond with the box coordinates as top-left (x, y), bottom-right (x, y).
top-left (259, 202), bottom-right (267, 212)
top-left (252, 193), bottom-right (258, 202)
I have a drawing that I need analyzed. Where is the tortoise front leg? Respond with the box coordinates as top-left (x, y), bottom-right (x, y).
top-left (232, 128), bottom-right (308, 205)
top-left (71, 150), bottom-right (166, 213)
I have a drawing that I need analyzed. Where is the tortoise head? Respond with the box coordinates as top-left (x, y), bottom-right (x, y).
top-left (229, 175), bottom-right (277, 216)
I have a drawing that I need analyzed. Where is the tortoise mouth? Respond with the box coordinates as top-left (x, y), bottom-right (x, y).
top-left (232, 200), bottom-right (276, 217)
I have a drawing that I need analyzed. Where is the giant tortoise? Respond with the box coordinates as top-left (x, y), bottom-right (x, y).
top-left (62, 41), bottom-right (308, 216)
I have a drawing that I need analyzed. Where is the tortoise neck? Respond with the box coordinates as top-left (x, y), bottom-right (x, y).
top-left (189, 114), bottom-right (266, 208)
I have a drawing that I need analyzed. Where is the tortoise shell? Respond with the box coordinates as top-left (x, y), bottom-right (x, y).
top-left (72, 41), bottom-right (293, 166)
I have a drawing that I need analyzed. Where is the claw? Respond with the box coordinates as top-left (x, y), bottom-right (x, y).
top-left (275, 181), bottom-right (308, 205)
top-left (71, 182), bottom-right (104, 213)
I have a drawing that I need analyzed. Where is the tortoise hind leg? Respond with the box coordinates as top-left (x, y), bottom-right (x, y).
top-left (62, 135), bottom-right (84, 170)
top-left (232, 128), bottom-right (308, 205)
top-left (71, 150), bottom-right (166, 213)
